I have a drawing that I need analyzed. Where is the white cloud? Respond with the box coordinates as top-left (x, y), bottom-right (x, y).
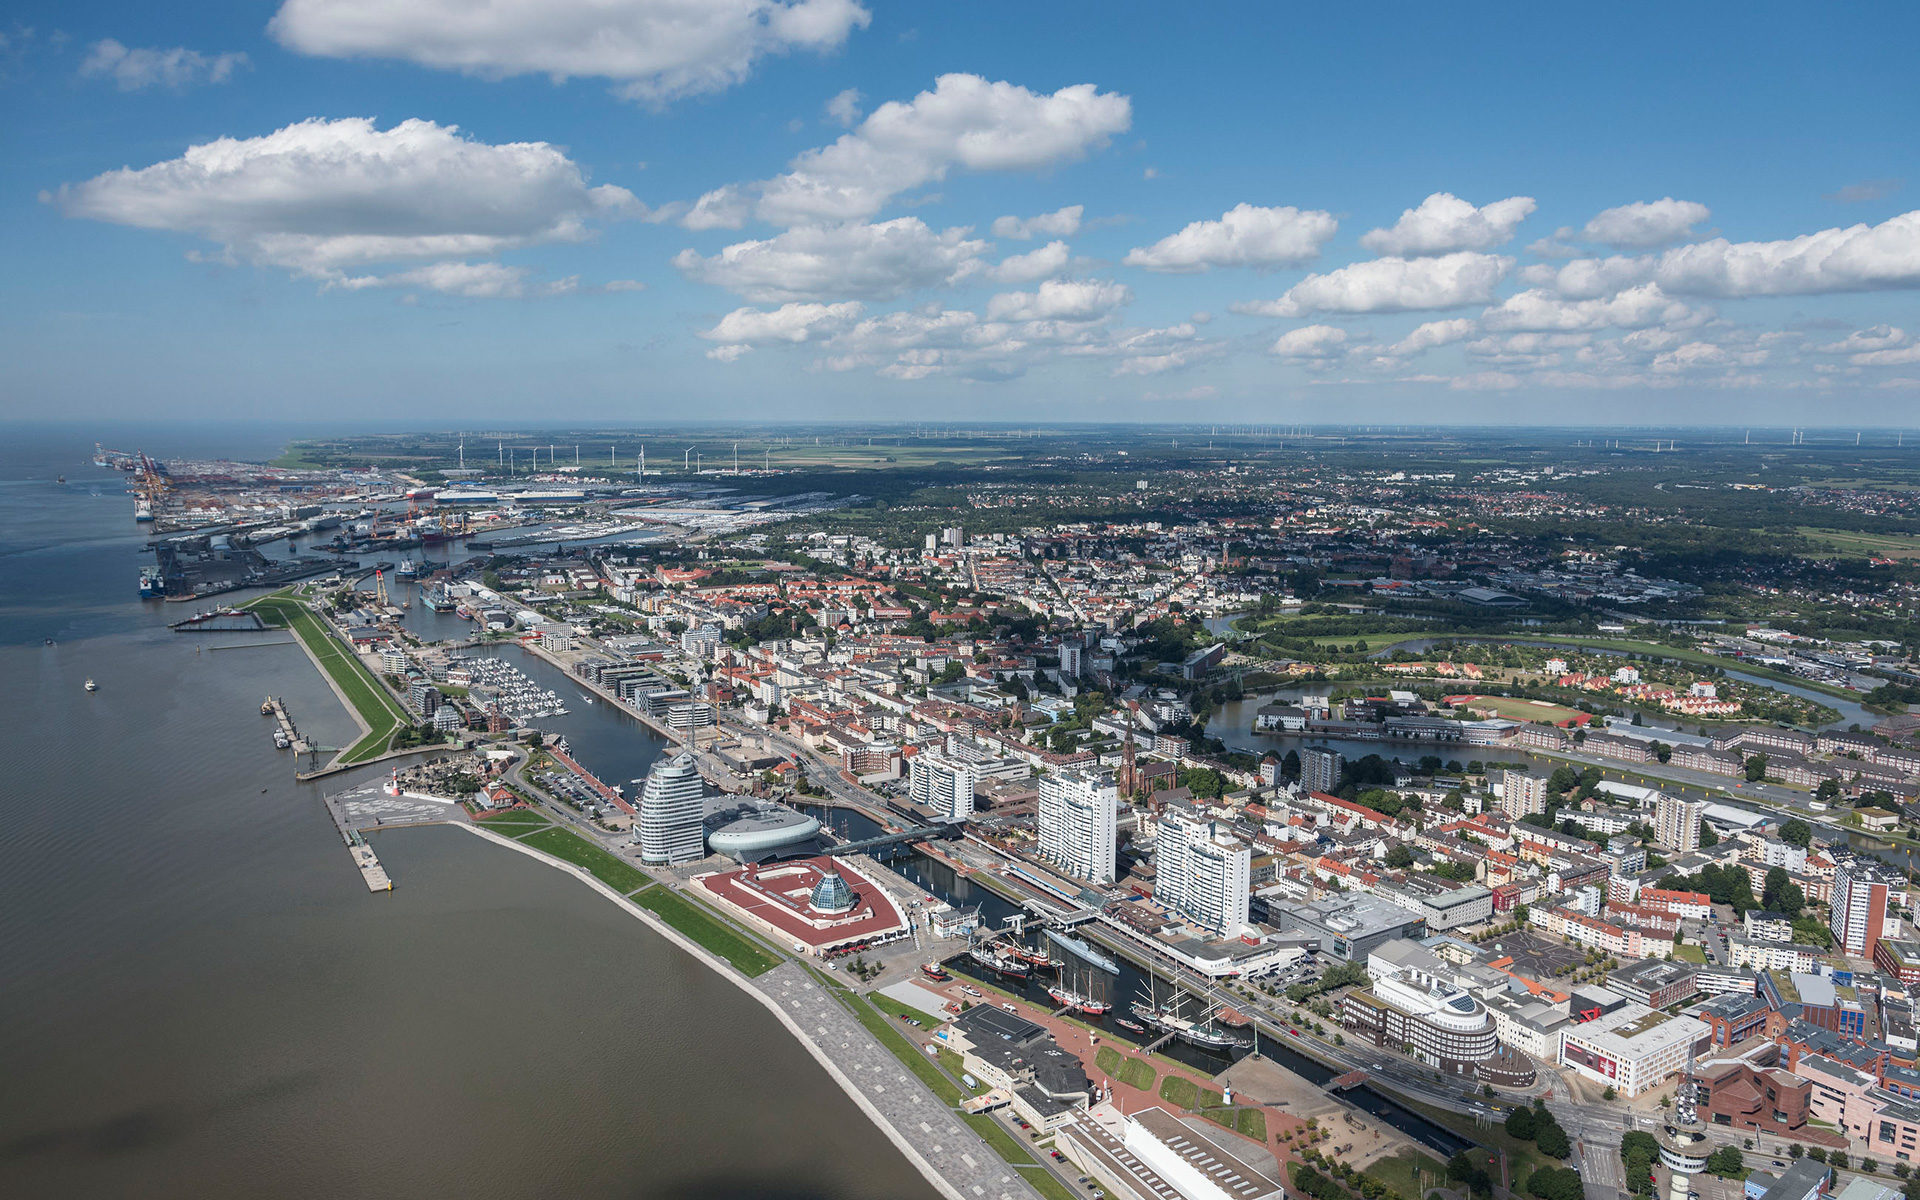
top-left (1481, 283), bottom-right (1705, 332)
top-left (1850, 344), bottom-right (1920, 366)
top-left (49, 117), bottom-right (636, 287)
top-left (1651, 341), bottom-right (1767, 372)
top-left (1580, 197), bottom-right (1710, 248)
top-left (707, 343), bottom-right (753, 362)
top-left (750, 74), bottom-right (1130, 225)
top-left (339, 260), bottom-right (532, 297)
top-left (992, 204), bottom-right (1083, 240)
top-left (1358, 193), bottom-right (1535, 257)
top-left (702, 300), bottom-right (863, 344)
top-left (825, 87), bottom-right (862, 127)
top-left (268, 0), bottom-right (872, 104)
top-left (1123, 203), bottom-right (1336, 273)
top-left (1239, 252), bottom-right (1511, 316)
top-left (79, 39), bottom-right (248, 90)
top-left (1653, 210), bottom-right (1920, 297)
top-left (1813, 325), bottom-right (1907, 354)
top-left (681, 184), bottom-right (751, 231)
top-left (985, 278), bottom-right (1130, 322)
top-left (1520, 254), bottom-right (1655, 299)
top-left (672, 217), bottom-right (987, 303)
top-left (1269, 324), bottom-right (1349, 359)
top-left (985, 240), bottom-right (1070, 284)
top-left (1387, 318), bottom-right (1477, 356)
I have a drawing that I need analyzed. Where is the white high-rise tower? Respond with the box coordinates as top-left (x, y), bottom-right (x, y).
top-left (636, 752), bottom-right (707, 865)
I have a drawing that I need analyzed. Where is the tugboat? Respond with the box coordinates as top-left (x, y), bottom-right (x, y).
top-left (920, 961), bottom-right (952, 982)
top-left (85, 678), bottom-right (98, 692)
top-left (1009, 943), bottom-right (1064, 973)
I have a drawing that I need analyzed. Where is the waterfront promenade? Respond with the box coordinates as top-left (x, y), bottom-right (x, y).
top-left (456, 822), bottom-right (1041, 1200)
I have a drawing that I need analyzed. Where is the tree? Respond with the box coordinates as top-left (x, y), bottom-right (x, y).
top-left (1386, 844), bottom-right (1416, 869)
top-left (1818, 778), bottom-right (1841, 802)
top-left (1505, 1106), bottom-right (1537, 1140)
top-left (1806, 1147), bottom-right (1828, 1163)
top-left (1603, 1085), bottom-right (1617, 1101)
top-left (1705, 1147), bottom-right (1743, 1178)
top-left (1534, 1122), bottom-right (1572, 1160)
top-left (1789, 1145), bottom-right (1803, 1159)
top-left (1780, 817), bottom-right (1812, 848)
top-left (1282, 749), bottom-right (1301, 781)
top-left (1699, 820), bottom-right (1719, 847)
top-left (1745, 753), bottom-right (1769, 782)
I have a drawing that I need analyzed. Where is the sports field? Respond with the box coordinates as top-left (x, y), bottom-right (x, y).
top-left (1446, 694), bottom-right (1588, 724)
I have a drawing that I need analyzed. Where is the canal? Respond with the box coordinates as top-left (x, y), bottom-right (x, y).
top-left (803, 803), bottom-right (1473, 1156)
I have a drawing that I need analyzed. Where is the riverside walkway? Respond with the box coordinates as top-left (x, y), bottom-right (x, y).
top-left (758, 961), bottom-right (1041, 1200)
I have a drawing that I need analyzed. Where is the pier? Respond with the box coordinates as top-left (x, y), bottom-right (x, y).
top-left (261, 696), bottom-right (312, 754)
top-left (320, 780), bottom-right (467, 892)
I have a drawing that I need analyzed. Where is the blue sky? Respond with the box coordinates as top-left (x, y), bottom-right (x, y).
top-left (4, 1), bottom-right (1918, 424)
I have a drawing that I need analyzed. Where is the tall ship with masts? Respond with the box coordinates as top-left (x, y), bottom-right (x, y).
top-left (1129, 979), bottom-right (1255, 1053)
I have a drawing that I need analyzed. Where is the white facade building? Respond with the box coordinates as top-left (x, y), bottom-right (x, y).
top-left (1655, 791), bottom-right (1706, 854)
top-left (909, 752), bottom-right (976, 821)
top-left (1154, 802), bottom-right (1251, 937)
top-left (637, 751), bottom-right (707, 865)
top-left (1037, 770), bottom-right (1118, 884)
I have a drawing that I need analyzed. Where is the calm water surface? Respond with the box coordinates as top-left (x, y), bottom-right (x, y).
top-left (0, 425), bottom-right (935, 1200)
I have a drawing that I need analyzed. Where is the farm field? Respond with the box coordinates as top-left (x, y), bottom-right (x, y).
top-left (1797, 527), bottom-right (1920, 560)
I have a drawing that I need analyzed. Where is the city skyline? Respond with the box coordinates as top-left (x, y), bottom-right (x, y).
top-left (3, 2), bottom-right (1918, 422)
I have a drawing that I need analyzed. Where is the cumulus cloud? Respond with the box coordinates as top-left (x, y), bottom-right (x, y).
top-left (702, 300), bottom-right (862, 344)
top-left (991, 204), bottom-right (1083, 240)
top-left (1358, 193), bottom-right (1535, 257)
top-left (1123, 203), bottom-right (1336, 273)
top-left (1387, 318), bottom-right (1477, 356)
top-left (1238, 252), bottom-right (1511, 316)
top-left (824, 87), bottom-right (862, 127)
top-left (268, 0), bottom-right (872, 104)
top-left (1652, 210), bottom-right (1920, 297)
top-left (1580, 197), bottom-right (1711, 248)
top-left (339, 260), bottom-right (533, 297)
top-left (49, 117), bottom-right (636, 288)
top-left (1850, 344), bottom-right (1920, 366)
top-left (79, 39), bottom-right (248, 90)
top-left (985, 278), bottom-right (1130, 322)
top-left (1269, 324), bottom-right (1350, 359)
top-left (747, 74), bottom-right (1130, 225)
top-left (707, 343), bottom-right (754, 362)
top-left (680, 184), bottom-right (751, 231)
top-left (985, 240), bottom-right (1070, 284)
top-left (672, 217), bottom-right (987, 303)
top-left (1813, 325), bottom-right (1907, 354)
top-left (1481, 282), bottom-right (1705, 332)
top-left (1520, 254), bottom-right (1655, 299)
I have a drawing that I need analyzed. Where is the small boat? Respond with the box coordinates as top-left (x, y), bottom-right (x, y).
top-left (921, 962), bottom-right (951, 982)
top-left (1116, 1019), bottom-right (1147, 1034)
top-left (56, 475), bottom-right (65, 484)
top-left (959, 985), bottom-right (982, 998)
top-left (85, 678), bottom-right (98, 692)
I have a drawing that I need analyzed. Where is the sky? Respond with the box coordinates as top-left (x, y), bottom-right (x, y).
top-left (3, 1), bottom-right (1919, 426)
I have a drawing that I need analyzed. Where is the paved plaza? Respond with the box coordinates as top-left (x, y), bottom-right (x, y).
top-left (759, 962), bottom-right (1042, 1200)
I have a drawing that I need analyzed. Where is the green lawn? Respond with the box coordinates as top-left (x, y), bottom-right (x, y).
top-left (1673, 943), bottom-right (1707, 963)
top-left (631, 885), bottom-right (782, 977)
top-left (841, 989), bottom-right (966, 1104)
top-left (475, 810), bottom-right (551, 831)
top-left (248, 592), bottom-right (408, 762)
top-left (1199, 1105), bottom-right (1267, 1142)
top-left (1797, 527), bottom-right (1920, 561)
top-left (1399, 1096), bottom-right (1549, 1184)
top-left (1160, 1075), bottom-right (1225, 1111)
top-left (1095, 1046), bottom-right (1158, 1092)
top-left (1366, 1151), bottom-right (1449, 1198)
top-left (518, 826), bottom-right (653, 894)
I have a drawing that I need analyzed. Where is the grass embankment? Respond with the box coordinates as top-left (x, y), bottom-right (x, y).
top-left (518, 826), bottom-right (654, 893)
top-left (1398, 1095), bottom-right (1549, 1184)
top-left (1365, 1152), bottom-right (1449, 1198)
top-left (248, 592), bottom-right (408, 763)
top-left (631, 885), bottom-right (782, 977)
top-left (1095, 1046), bottom-right (1158, 1092)
top-left (475, 809), bottom-right (551, 833)
top-left (836, 988), bottom-right (1081, 1200)
top-left (1160, 1074), bottom-right (1268, 1140)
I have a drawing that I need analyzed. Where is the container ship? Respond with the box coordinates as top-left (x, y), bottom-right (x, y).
top-left (134, 496), bottom-right (153, 522)
top-left (139, 568), bottom-right (166, 598)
